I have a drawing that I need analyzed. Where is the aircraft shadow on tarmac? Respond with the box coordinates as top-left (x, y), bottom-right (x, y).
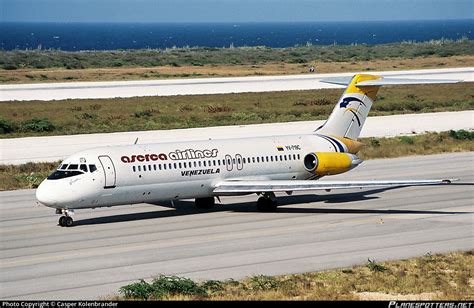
top-left (73, 186), bottom-right (471, 227)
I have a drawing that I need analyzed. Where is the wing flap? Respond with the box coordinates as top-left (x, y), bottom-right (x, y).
top-left (213, 179), bottom-right (455, 195)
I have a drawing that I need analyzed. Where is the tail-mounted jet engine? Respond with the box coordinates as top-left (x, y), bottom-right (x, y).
top-left (303, 152), bottom-right (362, 176)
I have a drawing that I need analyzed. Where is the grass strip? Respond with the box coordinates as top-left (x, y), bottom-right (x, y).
top-left (111, 250), bottom-right (473, 300)
top-left (1, 82), bottom-right (473, 138)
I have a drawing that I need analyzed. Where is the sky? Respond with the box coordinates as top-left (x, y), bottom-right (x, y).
top-left (1, 0), bottom-right (473, 23)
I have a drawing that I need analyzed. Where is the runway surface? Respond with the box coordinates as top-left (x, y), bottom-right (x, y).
top-left (1, 67), bottom-right (473, 101)
top-left (1, 110), bottom-right (473, 165)
top-left (0, 152), bottom-right (473, 300)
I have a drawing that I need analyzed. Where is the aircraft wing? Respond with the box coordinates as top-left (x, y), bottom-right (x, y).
top-left (213, 179), bottom-right (455, 195)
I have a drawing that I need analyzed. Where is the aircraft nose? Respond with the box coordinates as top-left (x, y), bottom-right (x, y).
top-left (36, 181), bottom-right (58, 207)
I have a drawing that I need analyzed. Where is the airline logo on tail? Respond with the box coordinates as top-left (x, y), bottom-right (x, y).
top-left (339, 96), bottom-right (365, 126)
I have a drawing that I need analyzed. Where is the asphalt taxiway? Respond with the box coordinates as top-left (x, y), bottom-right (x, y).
top-left (0, 152), bottom-right (472, 300)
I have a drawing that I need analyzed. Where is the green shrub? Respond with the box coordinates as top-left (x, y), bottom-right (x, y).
top-left (20, 118), bottom-right (55, 132)
top-left (119, 275), bottom-right (207, 300)
top-left (0, 118), bottom-right (14, 134)
top-left (249, 275), bottom-right (282, 291)
top-left (119, 280), bottom-right (154, 300)
top-left (366, 259), bottom-right (388, 273)
top-left (399, 136), bottom-right (415, 144)
top-left (150, 275), bottom-right (206, 298)
top-left (449, 129), bottom-right (474, 140)
top-left (133, 111), bottom-right (153, 118)
top-left (3, 64), bottom-right (17, 70)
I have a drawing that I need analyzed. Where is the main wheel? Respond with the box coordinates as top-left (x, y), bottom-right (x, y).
top-left (256, 197), bottom-right (277, 212)
top-left (59, 216), bottom-right (66, 227)
top-left (64, 216), bottom-right (73, 227)
top-left (195, 197), bottom-right (215, 209)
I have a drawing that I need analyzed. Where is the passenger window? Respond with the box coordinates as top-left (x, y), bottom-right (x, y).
top-left (138, 166), bottom-right (141, 172)
top-left (163, 164), bottom-right (167, 170)
top-left (203, 161), bottom-right (207, 167)
top-left (179, 162), bottom-right (182, 169)
top-left (169, 163), bottom-right (172, 169)
top-left (271, 156), bottom-right (274, 162)
top-left (143, 165), bottom-right (147, 171)
top-left (80, 164), bottom-right (88, 172)
top-left (293, 154), bottom-right (297, 160)
top-left (257, 157), bottom-right (260, 163)
top-left (297, 154), bottom-right (301, 160)
top-left (198, 161), bottom-right (201, 167)
top-left (174, 163), bottom-right (177, 169)
top-left (153, 164), bottom-right (157, 171)
top-left (133, 166), bottom-right (136, 172)
top-left (280, 155), bottom-right (283, 161)
top-left (68, 164), bottom-right (78, 170)
top-left (284, 155), bottom-right (287, 161)
top-left (89, 164), bottom-right (97, 172)
top-left (148, 165), bottom-right (152, 171)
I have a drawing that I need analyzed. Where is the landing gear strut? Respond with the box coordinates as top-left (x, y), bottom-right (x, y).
top-left (257, 192), bottom-right (278, 212)
top-left (56, 209), bottom-right (74, 227)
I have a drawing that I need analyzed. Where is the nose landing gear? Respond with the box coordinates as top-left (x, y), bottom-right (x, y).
top-left (56, 209), bottom-right (75, 227)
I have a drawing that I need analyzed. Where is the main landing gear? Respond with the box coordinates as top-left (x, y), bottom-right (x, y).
top-left (56, 209), bottom-right (74, 227)
top-left (257, 192), bottom-right (278, 212)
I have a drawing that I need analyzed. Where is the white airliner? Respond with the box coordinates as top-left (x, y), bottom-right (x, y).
top-left (36, 74), bottom-right (459, 227)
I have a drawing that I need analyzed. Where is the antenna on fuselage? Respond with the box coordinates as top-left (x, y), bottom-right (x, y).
top-left (134, 138), bottom-right (139, 145)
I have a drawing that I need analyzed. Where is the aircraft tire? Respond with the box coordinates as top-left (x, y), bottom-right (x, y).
top-left (257, 197), bottom-right (277, 212)
top-left (59, 216), bottom-right (66, 227)
top-left (64, 216), bottom-right (73, 227)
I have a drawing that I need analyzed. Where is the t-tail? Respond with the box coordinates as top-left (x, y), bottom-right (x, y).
top-left (316, 74), bottom-right (380, 140)
top-left (316, 74), bottom-right (460, 140)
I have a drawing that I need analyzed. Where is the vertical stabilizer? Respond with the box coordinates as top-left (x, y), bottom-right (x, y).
top-left (316, 74), bottom-right (381, 140)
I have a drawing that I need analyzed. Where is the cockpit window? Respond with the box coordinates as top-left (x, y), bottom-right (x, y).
top-left (59, 164), bottom-right (68, 170)
top-left (89, 164), bottom-right (97, 172)
top-left (47, 170), bottom-right (84, 180)
top-left (80, 164), bottom-right (88, 172)
top-left (68, 164), bottom-right (79, 170)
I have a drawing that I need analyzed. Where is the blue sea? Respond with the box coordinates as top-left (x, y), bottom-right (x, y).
top-left (1, 20), bottom-right (472, 51)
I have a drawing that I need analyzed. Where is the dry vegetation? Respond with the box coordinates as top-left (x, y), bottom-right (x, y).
top-left (1, 82), bottom-right (473, 138)
top-left (109, 251), bottom-right (473, 300)
top-left (1, 55), bottom-right (472, 84)
top-left (1, 40), bottom-right (472, 83)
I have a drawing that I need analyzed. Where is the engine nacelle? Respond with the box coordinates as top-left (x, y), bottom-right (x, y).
top-left (303, 152), bottom-right (362, 176)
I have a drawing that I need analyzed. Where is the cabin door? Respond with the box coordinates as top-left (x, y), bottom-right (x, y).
top-left (98, 155), bottom-right (116, 189)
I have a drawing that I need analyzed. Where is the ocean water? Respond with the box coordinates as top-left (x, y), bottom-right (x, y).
top-left (1, 20), bottom-right (472, 51)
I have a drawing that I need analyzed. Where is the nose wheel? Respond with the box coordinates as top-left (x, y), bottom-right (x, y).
top-left (59, 216), bottom-right (73, 227)
top-left (56, 209), bottom-right (75, 227)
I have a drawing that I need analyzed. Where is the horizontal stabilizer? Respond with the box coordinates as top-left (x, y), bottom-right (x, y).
top-left (321, 76), bottom-right (461, 87)
top-left (213, 179), bottom-right (457, 195)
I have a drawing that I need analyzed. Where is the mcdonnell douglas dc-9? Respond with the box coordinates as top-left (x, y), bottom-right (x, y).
top-left (36, 74), bottom-right (459, 227)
